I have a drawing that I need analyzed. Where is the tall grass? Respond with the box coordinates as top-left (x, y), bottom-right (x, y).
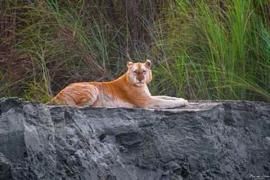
top-left (151, 0), bottom-right (270, 101)
top-left (0, 0), bottom-right (269, 102)
top-left (1, 0), bottom-right (119, 102)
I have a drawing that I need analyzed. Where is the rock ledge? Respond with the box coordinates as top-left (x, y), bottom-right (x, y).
top-left (0, 97), bottom-right (269, 180)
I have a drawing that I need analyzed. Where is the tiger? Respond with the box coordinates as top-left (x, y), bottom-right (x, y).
top-left (49, 59), bottom-right (188, 108)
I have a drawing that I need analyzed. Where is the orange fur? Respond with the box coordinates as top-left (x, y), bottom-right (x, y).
top-left (50, 59), bottom-right (188, 108)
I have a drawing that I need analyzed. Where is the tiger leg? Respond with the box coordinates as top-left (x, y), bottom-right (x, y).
top-left (145, 96), bottom-right (188, 109)
top-left (49, 83), bottom-right (99, 107)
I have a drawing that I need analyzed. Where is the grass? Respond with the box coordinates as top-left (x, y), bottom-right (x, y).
top-left (0, 0), bottom-right (269, 102)
top-left (150, 0), bottom-right (270, 101)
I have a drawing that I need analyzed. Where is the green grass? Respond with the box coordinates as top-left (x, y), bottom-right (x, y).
top-left (0, 0), bottom-right (269, 102)
top-left (150, 0), bottom-right (270, 101)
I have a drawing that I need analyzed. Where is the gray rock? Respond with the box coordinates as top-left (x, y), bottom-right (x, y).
top-left (0, 97), bottom-right (269, 180)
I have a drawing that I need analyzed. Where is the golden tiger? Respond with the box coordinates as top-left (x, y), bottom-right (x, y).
top-left (50, 59), bottom-right (188, 108)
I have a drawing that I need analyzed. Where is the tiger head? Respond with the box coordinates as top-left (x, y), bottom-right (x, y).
top-left (126, 59), bottom-right (153, 87)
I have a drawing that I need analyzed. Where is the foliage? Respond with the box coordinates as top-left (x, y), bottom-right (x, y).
top-left (151, 0), bottom-right (270, 101)
top-left (0, 0), bottom-right (269, 102)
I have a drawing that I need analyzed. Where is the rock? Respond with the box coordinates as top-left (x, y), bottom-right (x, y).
top-left (0, 97), bottom-right (269, 180)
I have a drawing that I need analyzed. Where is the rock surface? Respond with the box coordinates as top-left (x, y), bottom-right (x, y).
top-left (0, 97), bottom-right (269, 180)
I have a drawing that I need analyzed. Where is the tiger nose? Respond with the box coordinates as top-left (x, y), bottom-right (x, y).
top-left (137, 74), bottom-right (144, 81)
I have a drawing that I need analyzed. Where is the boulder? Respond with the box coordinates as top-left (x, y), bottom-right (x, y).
top-left (0, 97), bottom-right (269, 180)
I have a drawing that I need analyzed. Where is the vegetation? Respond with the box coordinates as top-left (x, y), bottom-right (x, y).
top-left (0, 0), bottom-right (269, 102)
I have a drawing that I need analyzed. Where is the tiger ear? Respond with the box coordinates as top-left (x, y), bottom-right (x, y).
top-left (127, 61), bottom-right (133, 68)
top-left (145, 59), bottom-right (152, 69)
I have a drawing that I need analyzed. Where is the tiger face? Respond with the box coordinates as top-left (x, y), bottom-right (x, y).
top-left (127, 59), bottom-right (152, 87)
